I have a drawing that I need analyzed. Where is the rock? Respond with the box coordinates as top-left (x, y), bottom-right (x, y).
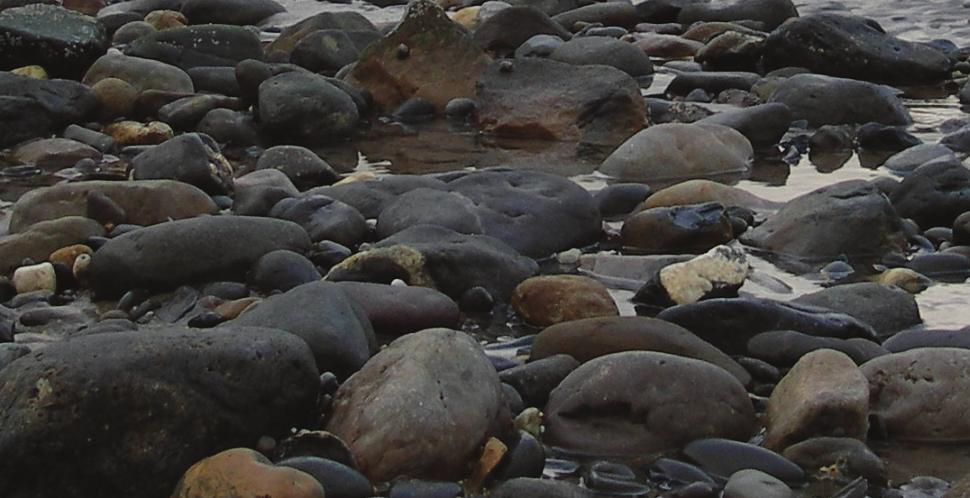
top-left (882, 328), bottom-right (970, 353)
top-left (186, 65), bottom-right (239, 96)
top-left (277, 456), bottom-right (373, 498)
top-left (764, 349), bottom-right (869, 451)
top-left (82, 52), bottom-right (193, 93)
top-left (622, 203), bottom-right (734, 254)
top-left (173, 448), bottom-right (325, 498)
top-left (634, 244), bottom-right (750, 307)
top-left (346, 0), bottom-right (489, 113)
top-left (443, 169), bottom-right (602, 258)
top-left (112, 20), bottom-right (155, 44)
top-left (552, 2), bottom-right (637, 30)
top-left (0, 4), bottom-right (108, 78)
top-left (530, 315), bottom-right (751, 385)
top-left (233, 169), bottom-right (298, 216)
top-left (792, 282), bottom-right (921, 337)
top-left (476, 57), bottom-right (645, 146)
top-left (764, 14), bottom-right (951, 85)
top-left (312, 175), bottom-right (448, 219)
top-left (747, 330), bottom-right (888, 366)
top-left (157, 94), bottom-right (242, 130)
top-left (131, 133), bottom-right (234, 195)
top-left (473, 6), bottom-right (570, 56)
top-left (684, 438), bottom-right (804, 482)
top-left (862, 348), bottom-right (970, 441)
top-left (678, 0), bottom-right (797, 31)
top-left (180, 0), bottom-right (283, 25)
top-left (782, 438), bottom-right (887, 485)
top-left (126, 24), bottom-right (262, 69)
top-left (0, 327), bottom-right (319, 498)
top-left (740, 180), bottom-right (906, 270)
top-left (90, 77), bottom-right (137, 119)
top-left (10, 138), bottom-right (101, 168)
top-left (256, 145), bottom-right (339, 190)
top-left (144, 9), bottom-right (188, 30)
top-left (9, 180), bottom-right (217, 233)
top-left (490, 478), bottom-right (592, 498)
top-left (639, 179), bottom-right (778, 211)
top-left (600, 123), bottom-right (752, 181)
top-left (768, 74), bottom-right (911, 127)
top-left (269, 195), bottom-right (367, 247)
top-left (723, 469), bottom-right (792, 498)
top-left (376, 188), bottom-right (483, 238)
top-left (62, 124), bottom-right (114, 152)
top-left (656, 297), bottom-right (879, 356)
top-left (857, 122), bottom-right (921, 152)
top-left (548, 36), bottom-right (653, 78)
top-left (88, 216), bottom-right (311, 295)
top-left (633, 33), bottom-right (704, 58)
top-left (196, 108), bottom-right (258, 146)
top-left (695, 30), bottom-right (766, 70)
top-left (250, 250), bottom-right (321, 292)
top-left (0, 72), bottom-right (96, 147)
top-left (697, 103), bottom-right (792, 148)
top-left (290, 30), bottom-right (369, 75)
top-left (499, 354), bottom-right (579, 408)
top-left (667, 71), bottom-right (760, 96)
top-left (511, 275), bottom-right (617, 327)
top-left (594, 183), bottom-right (652, 218)
top-left (326, 329), bottom-right (510, 481)
top-left (12, 261), bottom-right (55, 293)
top-left (336, 281), bottom-right (459, 336)
top-left (259, 71), bottom-right (359, 143)
top-left (890, 161), bottom-right (970, 229)
top-left (227, 281), bottom-right (373, 378)
top-left (265, 11), bottom-right (378, 59)
top-left (883, 143), bottom-right (957, 174)
top-left (327, 225), bottom-right (538, 301)
top-left (104, 120), bottom-right (173, 145)
top-left (545, 351), bottom-right (755, 455)
top-left (0, 216), bottom-right (104, 274)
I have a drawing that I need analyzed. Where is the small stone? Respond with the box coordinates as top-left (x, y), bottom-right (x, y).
top-left (13, 262), bottom-right (56, 294)
top-left (11, 65), bottom-right (47, 80)
top-left (104, 121), bottom-right (174, 146)
top-left (49, 244), bottom-right (92, 269)
top-left (511, 275), bottom-right (618, 327)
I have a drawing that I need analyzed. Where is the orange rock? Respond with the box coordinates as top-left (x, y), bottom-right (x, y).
top-left (215, 297), bottom-right (260, 320)
top-left (511, 275), bottom-right (618, 327)
top-left (172, 448), bottom-right (326, 498)
top-left (49, 244), bottom-right (93, 268)
top-left (145, 10), bottom-right (188, 30)
top-left (62, 0), bottom-right (106, 15)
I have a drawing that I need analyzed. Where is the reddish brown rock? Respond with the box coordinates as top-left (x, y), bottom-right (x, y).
top-left (511, 275), bottom-right (618, 327)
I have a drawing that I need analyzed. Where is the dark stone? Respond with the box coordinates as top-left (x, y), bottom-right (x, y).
top-left (392, 96), bottom-right (436, 123)
top-left (492, 430), bottom-right (545, 482)
top-left (126, 24), bottom-right (263, 70)
top-left (883, 327), bottom-right (970, 352)
top-left (186, 66), bottom-right (240, 96)
top-left (131, 133), bottom-right (234, 196)
top-left (226, 281), bottom-right (374, 378)
top-left (490, 478), bottom-right (592, 498)
top-left (336, 281), bottom-right (460, 337)
top-left (499, 354), bottom-right (579, 408)
top-left (376, 188), bottom-right (482, 238)
top-left (856, 122), bottom-right (921, 152)
top-left (763, 14), bottom-right (952, 85)
top-left (276, 457), bottom-right (373, 498)
top-left (791, 282), bottom-right (921, 337)
top-left (594, 183), bottom-right (652, 218)
top-left (310, 175), bottom-right (448, 219)
top-left (684, 438), bottom-right (804, 483)
top-left (473, 5), bottom-right (572, 56)
top-left (782, 437), bottom-right (887, 486)
top-left (389, 481), bottom-right (461, 498)
top-left (250, 249), bottom-right (321, 292)
top-left (258, 71), bottom-right (359, 143)
top-left (157, 94), bottom-right (242, 130)
top-left (553, 2), bottom-right (638, 30)
top-left (622, 203), bottom-right (734, 254)
top-left (656, 297), bottom-right (879, 356)
top-left (890, 161), bottom-right (970, 228)
top-left (256, 145), bottom-right (340, 191)
top-left (265, 11), bottom-right (377, 60)
top-left (697, 103), bottom-right (792, 149)
top-left (88, 216), bottom-right (311, 296)
top-left (667, 71), bottom-right (760, 96)
top-left (269, 195), bottom-right (367, 247)
top-left (233, 169), bottom-right (299, 217)
top-left (768, 73), bottom-right (911, 127)
top-left (196, 108), bottom-right (259, 146)
top-left (0, 327), bottom-right (319, 498)
top-left (180, 0), bottom-right (284, 26)
top-left (548, 36), bottom-right (653, 78)
top-left (0, 72), bottom-right (97, 147)
top-left (291, 29), bottom-right (379, 75)
top-left (0, 4), bottom-right (108, 78)
top-left (747, 330), bottom-right (888, 366)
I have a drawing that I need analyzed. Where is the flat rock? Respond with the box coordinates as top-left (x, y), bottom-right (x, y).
top-left (792, 282), bottom-right (921, 337)
top-left (768, 73), bottom-right (911, 127)
top-left (125, 24), bottom-right (262, 69)
top-left (336, 281), bottom-right (459, 337)
top-left (83, 52), bottom-right (193, 93)
top-left (0, 4), bottom-right (108, 78)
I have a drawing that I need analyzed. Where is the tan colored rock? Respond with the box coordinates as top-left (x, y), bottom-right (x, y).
top-left (511, 275), bottom-right (617, 327)
top-left (765, 349), bottom-right (869, 450)
top-left (449, 6), bottom-right (480, 29)
top-left (11, 138), bottom-right (101, 168)
top-left (12, 262), bottom-right (56, 294)
top-left (104, 120), bottom-right (174, 146)
top-left (144, 9), bottom-right (188, 30)
top-left (63, 0), bottom-right (106, 15)
top-left (639, 179), bottom-right (780, 212)
top-left (633, 33), bottom-right (704, 58)
top-left (216, 297), bottom-right (260, 320)
top-left (10, 65), bottom-right (47, 79)
top-left (0, 216), bottom-right (105, 274)
top-left (346, 0), bottom-right (491, 112)
top-left (91, 77), bottom-right (138, 119)
top-left (172, 448), bottom-right (326, 498)
top-left (49, 244), bottom-right (93, 268)
top-left (657, 244), bottom-right (749, 305)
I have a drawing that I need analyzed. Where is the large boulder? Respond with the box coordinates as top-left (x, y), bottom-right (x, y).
top-left (476, 57), bottom-right (645, 146)
top-left (600, 123), bottom-right (752, 182)
top-left (443, 168), bottom-right (602, 258)
top-left (326, 224), bottom-right (538, 301)
top-left (768, 73), bottom-right (911, 127)
top-left (0, 71), bottom-right (96, 147)
top-left (227, 281), bottom-right (375, 378)
top-left (740, 180), bottom-right (907, 271)
top-left (792, 282), bottom-right (921, 337)
top-left (326, 329), bottom-right (511, 481)
top-left (678, 0), bottom-right (797, 31)
top-left (656, 297), bottom-right (879, 355)
top-left (0, 216), bottom-right (104, 274)
top-left (0, 4), bottom-right (108, 78)
top-left (764, 14), bottom-right (952, 85)
top-left (9, 180), bottom-right (217, 233)
top-left (346, 0), bottom-right (491, 113)
top-left (265, 11), bottom-right (378, 60)
top-left (862, 348), bottom-right (970, 442)
top-left (890, 161), bottom-right (970, 229)
top-left (0, 327), bottom-right (319, 498)
top-left (548, 36), bottom-right (653, 78)
top-left (180, 0), bottom-right (284, 25)
top-left (530, 316), bottom-right (751, 385)
top-left (88, 215), bottom-right (311, 295)
top-left (259, 71), bottom-right (359, 143)
top-left (764, 349), bottom-right (870, 451)
top-left (82, 52), bottom-right (193, 93)
top-left (125, 24), bottom-right (262, 69)
top-left (545, 351), bottom-right (755, 455)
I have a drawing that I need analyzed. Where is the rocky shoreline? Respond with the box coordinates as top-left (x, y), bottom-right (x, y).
top-left (2, 0), bottom-right (970, 496)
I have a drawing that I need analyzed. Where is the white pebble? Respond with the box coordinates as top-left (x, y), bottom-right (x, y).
top-left (13, 262), bottom-right (57, 294)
